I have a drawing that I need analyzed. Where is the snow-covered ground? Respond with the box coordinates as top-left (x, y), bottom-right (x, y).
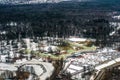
top-left (113, 15), bottom-right (120, 19)
top-left (0, 0), bottom-right (66, 4)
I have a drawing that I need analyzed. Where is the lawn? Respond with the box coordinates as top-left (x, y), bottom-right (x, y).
top-left (37, 42), bottom-right (96, 60)
top-left (22, 41), bottom-right (96, 60)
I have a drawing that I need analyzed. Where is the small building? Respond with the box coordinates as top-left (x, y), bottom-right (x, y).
top-left (68, 38), bottom-right (87, 43)
top-left (68, 37), bottom-right (96, 43)
top-left (22, 38), bottom-right (31, 49)
top-left (43, 45), bottom-right (59, 53)
top-left (0, 63), bottom-right (17, 79)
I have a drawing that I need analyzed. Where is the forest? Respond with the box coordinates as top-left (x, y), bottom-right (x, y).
top-left (0, 2), bottom-right (119, 41)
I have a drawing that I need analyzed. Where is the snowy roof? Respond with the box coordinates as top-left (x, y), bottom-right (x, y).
top-left (0, 63), bottom-right (17, 71)
top-left (17, 59), bottom-right (54, 80)
top-left (69, 65), bottom-right (83, 71)
top-left (44, 46), bottom-right (58, 52)
top-left (68, 38), bottom-right (87, 42)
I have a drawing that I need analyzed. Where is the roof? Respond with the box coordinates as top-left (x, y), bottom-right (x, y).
top-left (0, 63), bottom-right (17, 71)
top-left (68, 38), bottom-right (87, 42)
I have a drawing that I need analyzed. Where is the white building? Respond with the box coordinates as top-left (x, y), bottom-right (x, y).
top-left (23, 38), bottom-right (31, 49)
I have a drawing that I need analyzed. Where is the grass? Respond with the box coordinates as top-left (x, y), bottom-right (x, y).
top-left (37, 45), bottom-right (96, 60)
top-left (22, 41), bottom-right (96, 60)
